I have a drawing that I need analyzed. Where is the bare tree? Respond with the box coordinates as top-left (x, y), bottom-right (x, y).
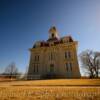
top-left (79, 50), bottom-right (100, 78)
top-left (4, 62), bottom-right (18, 79)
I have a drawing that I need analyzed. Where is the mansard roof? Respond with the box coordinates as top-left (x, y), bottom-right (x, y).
top-left (47, 37), bottom-right (59, 42)
top-left (32, 35), bottom-right (74, 48)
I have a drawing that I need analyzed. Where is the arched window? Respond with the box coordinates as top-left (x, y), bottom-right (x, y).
top-left (52, 33), bottom-right (54, 38)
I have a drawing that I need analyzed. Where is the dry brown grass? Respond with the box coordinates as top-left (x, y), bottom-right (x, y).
top-left (0, 79), bottom-right (100, 100)
top-left (0, 79), bottom-right (100, 86)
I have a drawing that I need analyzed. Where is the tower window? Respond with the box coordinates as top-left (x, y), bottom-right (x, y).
top-left (52, 33), bottom-right (54, 38)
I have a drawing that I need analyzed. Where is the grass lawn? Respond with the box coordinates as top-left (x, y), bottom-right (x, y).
top-left (0, 79), bottom-right (100, 100)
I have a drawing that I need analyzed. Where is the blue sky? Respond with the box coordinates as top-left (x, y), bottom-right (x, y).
top-left (0, 0), bottom-right (100, 74)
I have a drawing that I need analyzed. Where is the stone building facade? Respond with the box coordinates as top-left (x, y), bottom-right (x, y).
top-left (27, 26), bottom-right (80, 79)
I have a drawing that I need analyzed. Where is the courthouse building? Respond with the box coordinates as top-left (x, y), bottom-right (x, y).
top-left (27, 26), bottom-right (80, 79)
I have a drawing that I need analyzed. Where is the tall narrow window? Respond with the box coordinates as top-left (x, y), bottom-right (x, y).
top-left (65, 52), bottom-right (67, 58)
top-left (65, 51), bottom-right (71, 59)
top-left (37, 55), bottom-right (39, 61)
top-left (36, 64), bottom-right (38, 72)
top-left (33, 64), bottom-right (36, 72)
top-left (68, 51), bottom-right (71, 58)
top-left (69, 63), bottom-right (72, 71)
top-left (51, 53), bottom-right (53, 60)
top-left (34, 56), bottom-right (37, 61)
top-left (49, 52), bottom-right (54, 60)
top-left (34, 55), bottom-right (39, 61)
top-left (33, 64), bottom-right (38, 73)
top-left (65, 62), bottom-right (72, 71)
top-left (66, 63), bottom-right (68, 71)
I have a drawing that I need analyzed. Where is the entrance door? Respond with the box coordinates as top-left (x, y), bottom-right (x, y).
top-left (50, 64), bottom-right (54, 73)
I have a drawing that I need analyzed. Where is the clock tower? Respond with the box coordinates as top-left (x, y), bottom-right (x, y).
top-left (49, 26), bottom-right (59, 39)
